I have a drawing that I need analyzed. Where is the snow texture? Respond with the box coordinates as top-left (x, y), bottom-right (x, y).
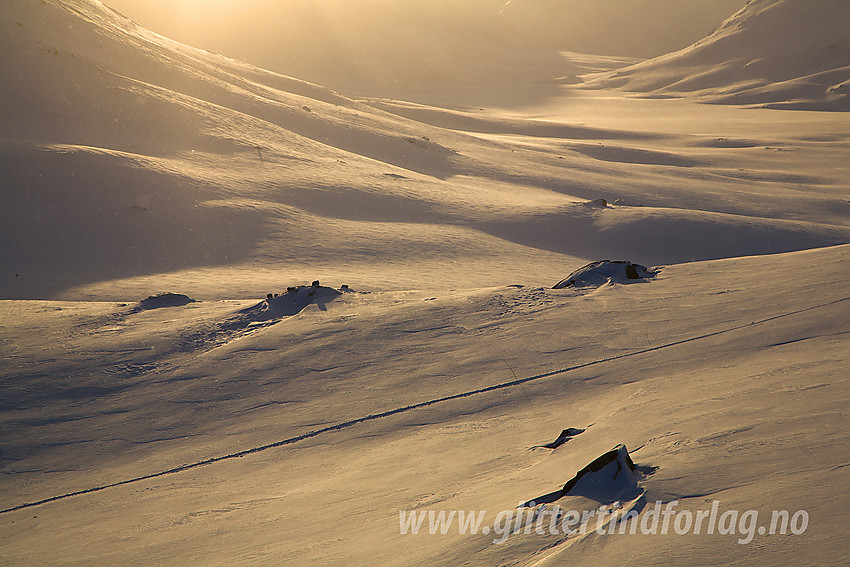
top-left (1, 0), bottom-right (849, 565)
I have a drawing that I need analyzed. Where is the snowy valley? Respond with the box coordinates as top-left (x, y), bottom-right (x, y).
top-left (1, 1), bottom-right (849, 565)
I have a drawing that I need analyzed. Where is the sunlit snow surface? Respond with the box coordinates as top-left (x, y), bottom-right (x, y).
top-left (1, 1), bottom-right (849, 565)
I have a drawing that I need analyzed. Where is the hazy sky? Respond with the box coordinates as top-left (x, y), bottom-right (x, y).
top-left (98, 0), bottom-right (746, 105)
top-left (103, 0), bottom-right (746, 59)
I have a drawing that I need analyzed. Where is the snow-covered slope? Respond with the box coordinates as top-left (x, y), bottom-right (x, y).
top-left (0, 0), bottom-right (568, 297)
top-left (1, 245), bottom-right (849, 565)
top-left (587, 0), bottom-right (850, 110)
top-left (2, 1), bottom-right (849, 565)
top-left (4, 0), bottom-right (849, 301)
top-left (100, 0), bottom-right (745, 105)
top-left (498, 0), bottom-right (746, 58)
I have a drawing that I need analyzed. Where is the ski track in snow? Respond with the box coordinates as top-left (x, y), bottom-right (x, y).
top-left (3, 294), bottom-right (848, 515)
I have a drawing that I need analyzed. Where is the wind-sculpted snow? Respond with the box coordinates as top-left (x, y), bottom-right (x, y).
top-left (175, 283), bottom-right (347, 352)
top-left (2, 247), bottom-right (850, 565)
top-left (2, 0), bottom-right (850, 564)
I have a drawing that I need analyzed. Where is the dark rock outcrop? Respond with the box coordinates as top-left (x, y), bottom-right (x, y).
top-left (530, 427), bottom-right (586, 450)
top-left (560, 444), bottom-right (639, 498)
top-left (553, 260), bottom-right (654, 289)
top-left (135, 292), bottom-right (196, 311)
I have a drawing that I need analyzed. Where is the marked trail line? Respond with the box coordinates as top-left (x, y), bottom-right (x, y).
top-left (2, 295), bottom-right (848, 515)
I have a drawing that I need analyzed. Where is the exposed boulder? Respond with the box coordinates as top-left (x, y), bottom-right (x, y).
top-left (521, 444), bottom-right (649, 508)
top-left (530, 427), bottom-right (586, 450)
top-left (553, 260), bottom-right (654, 289)
top-left (560, 444), bottom-right (641, 501)
top-left (259, 282), bottom-right (342, 318)
top-left (135, 292), bottom-right (196, 311)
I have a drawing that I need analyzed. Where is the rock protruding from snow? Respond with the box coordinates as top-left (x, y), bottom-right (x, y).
top-left (530, 427), bottom-right (586, 450)
top-left (259, 282), bottom-right (342, 318)
top-left (135, 292), bottom-right (196, 311)
top-left (560, 444), bottom-right (642, 502)
top-left (553, 260), bottom-right (654, 289)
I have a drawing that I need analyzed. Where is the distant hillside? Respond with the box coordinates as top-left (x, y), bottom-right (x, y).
top-left (586, 0), bottom-right (850, 110)
top-left (0, 0), bottom-right (468, 297)
top-left (498, 0), bottom-right (746, 57)
top-left (3, 0), bottom-right (848, 301)
top-left (100, 0), bottom-right (744, 105)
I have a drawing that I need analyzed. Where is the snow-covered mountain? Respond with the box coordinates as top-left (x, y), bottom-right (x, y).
top-left (0, 0), bottom-right (572, 298)
top-left (587, 0), bottom-right (850, 110)
top-left (498, 0), bottom-right (746, 58)
top-left (4, 0), bottom-right (848, 301)
top-left (1, 1), bottom-right (849, 566)
top-left (100, 0), bottom-right (744, 105)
